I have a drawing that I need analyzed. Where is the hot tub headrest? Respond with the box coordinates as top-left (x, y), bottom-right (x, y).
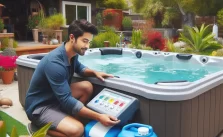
top-left (27, 55), bottom-right (45, 60)
top-left (176, 54), bottom-right (192, 60)
top-left (99, 48), bottom-right (122, 55)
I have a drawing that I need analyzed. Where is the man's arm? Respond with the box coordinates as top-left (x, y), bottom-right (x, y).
top-left (83, 68), bottom-right (114, 81)
top-left (75, 57), bottom-right (113, 81)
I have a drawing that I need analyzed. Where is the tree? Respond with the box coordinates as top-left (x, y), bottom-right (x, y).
top-left (131, 0), bottom-right (223, 27)
top-left (96, 0), bottom-right (128, 10)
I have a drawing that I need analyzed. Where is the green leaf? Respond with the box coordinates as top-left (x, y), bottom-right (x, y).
top-left (32, 123), bottom-right (52, 137)
top-left (0, 121), bottom-right (6, 137)
top-left (10, 127), bottom-right (19, 137)
top-left (179, 23), bottom-right (222, 53)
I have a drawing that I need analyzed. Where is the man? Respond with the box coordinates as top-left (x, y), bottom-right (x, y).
top-left (25, 20), bottom-right (120, 137)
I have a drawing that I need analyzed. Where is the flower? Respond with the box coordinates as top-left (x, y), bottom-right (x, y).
top-left (27, 14), bottom-right (42, 30)
top-left (0, 55), bottom-right (18, 71)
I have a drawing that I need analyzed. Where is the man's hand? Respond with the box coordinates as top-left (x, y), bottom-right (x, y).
top-left (98, 114), bottom-right (120, 126)
top-left (95, 72), bottom-right (114, 81)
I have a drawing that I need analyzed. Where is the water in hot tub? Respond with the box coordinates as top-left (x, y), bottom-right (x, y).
top-left (78, 54), bottom-right (223, 84)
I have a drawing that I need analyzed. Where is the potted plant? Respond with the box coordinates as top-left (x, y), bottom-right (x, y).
top-left (122, 16), bottom-right (133, 31)
top-left (0, 55), bottom-right (18, 84)
top-left (27, 15), bottom-right (41, 43)
top-left (0, 48), bottom-right (18, 84)
top-left (27, 10), bottom-right (45, 43)
top-left (43, 13), bottom-right (65, 44)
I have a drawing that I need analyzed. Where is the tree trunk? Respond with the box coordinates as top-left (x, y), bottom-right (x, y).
top-left (177, 2), bottom-right (195, 27)
top-left (182, 12), bottom-right (195, 27)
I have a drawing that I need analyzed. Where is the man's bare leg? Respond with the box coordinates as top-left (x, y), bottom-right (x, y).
top-left (70, 81), bottom-right (93, 104)
top-left (48, 81), bottom-right (93, 137)
top-left (55, 116), bottom-right (84, 137)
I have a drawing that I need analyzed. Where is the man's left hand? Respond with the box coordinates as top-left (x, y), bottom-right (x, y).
top-left (95, 72), bottom-right (114, 81)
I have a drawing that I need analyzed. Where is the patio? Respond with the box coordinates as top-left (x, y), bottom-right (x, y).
top-left (0, 80), bottom-right (30, 127)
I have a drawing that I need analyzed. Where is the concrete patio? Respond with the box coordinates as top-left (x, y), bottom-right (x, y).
top-left (0, 79), bottom-right (30, 126)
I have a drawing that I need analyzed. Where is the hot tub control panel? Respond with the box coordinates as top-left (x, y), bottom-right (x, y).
top-left (87, 88), bottom-right (139, 124)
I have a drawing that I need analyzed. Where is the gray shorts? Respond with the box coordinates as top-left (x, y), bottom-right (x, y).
top-left (32, 103), bottom-right (67, 129)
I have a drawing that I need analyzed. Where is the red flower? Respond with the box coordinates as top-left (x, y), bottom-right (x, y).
top-left (0, 55), bottom-right (18, 71)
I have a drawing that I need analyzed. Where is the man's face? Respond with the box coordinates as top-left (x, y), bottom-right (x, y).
top-left (72, 32), bottom-right (93, 56)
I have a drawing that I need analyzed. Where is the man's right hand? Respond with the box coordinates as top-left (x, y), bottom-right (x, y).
top-left (98, 114), bottom-right (120, 126)
top-left (78, 106), bottom-right (120, 126)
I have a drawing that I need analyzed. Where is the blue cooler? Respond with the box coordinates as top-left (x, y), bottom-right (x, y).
top-left (117, 123), bottom-right (157, 137)
top-left (85, 120), bottom-right (122, 137)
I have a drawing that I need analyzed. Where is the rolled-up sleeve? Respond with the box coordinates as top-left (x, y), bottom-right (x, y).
top-left (74, 56), bottom-right (87, 75)
top-left (44, 60), bottom-right (84, 115)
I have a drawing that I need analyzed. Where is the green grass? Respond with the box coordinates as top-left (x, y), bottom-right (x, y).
top-left (0, 111), bottom-right (29, 136)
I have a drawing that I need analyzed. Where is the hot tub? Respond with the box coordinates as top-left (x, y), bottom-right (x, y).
top-left (16, 48), bottom-right (223, 137)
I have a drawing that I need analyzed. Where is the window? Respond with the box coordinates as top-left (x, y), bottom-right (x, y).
top-left (62, 1), bottom-right (91, 26)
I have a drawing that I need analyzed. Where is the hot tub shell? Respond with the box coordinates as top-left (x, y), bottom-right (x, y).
top-left (16, 48), bottom-right (223, 137)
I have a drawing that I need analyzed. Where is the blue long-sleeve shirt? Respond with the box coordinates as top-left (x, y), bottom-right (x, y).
top-left (25, 42), bottom-right (86, 120)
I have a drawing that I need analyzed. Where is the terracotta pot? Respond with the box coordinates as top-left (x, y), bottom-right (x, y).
top-left (1, 70), bottom-right (14, 84)
top-left (104, 41), bottom-right (110, 47)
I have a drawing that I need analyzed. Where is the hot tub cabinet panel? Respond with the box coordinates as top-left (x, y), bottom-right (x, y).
top-left (17, 63), bottom-right (223, 137)
top-left (17, 65), bottom-right (35, 107)
top-left (92, 84), bottom-right (223, 137)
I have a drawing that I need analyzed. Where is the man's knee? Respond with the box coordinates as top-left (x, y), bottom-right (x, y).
top-left (83, 81), bottom-right (93, 95)
top-left (66, 122), bottom-right (84, 137)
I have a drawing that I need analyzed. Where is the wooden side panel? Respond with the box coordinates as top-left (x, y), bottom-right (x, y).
top-left (181, 100), bottom-right (192, 137)
top-left (203, 91), bottom-right (211, 137)
top-left (209, 89), bottom-right (216, 137)
top-left (150, 100), bottom-right (166, 137)
top-left (219, 84), bottom-right (223, 133)
top-left (197, 93), bottom-right (205, 137)
top-left (165, 102), bottom-right (181, 137)
top-left (215, 86), bottom-right (221, 136)
top-left (17, 66), bottom-right (34, 107)
top-left (191, 97), bottom-right (199, 137)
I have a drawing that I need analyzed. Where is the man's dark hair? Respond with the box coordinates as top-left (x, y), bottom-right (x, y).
top-left (67, 19), bottom-right (98, 41)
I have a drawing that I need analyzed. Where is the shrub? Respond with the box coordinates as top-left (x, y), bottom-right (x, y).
top-left (146, 31), bottom-right (165, 50)
top-left (132, 30), bottom-right (142, 48)
top-left (212, 48), bottom-right (223, 56)
top-left (179, 24), bottom-right (222, 53)
top-left (96, 13), bottom-right (103, 28)
top-left (141, 19), bottom-right (155, 43)
top-left (122, 17), bottom-right (132, 28)
top-left (0, 38), bottom-right (18, 50)
top-left (45, 13), bottom-right (65, 30)
top-left (1, 48), bottom-right (17, 56)
top-left (217, 8), bottom-right (223, 27)
top-left (0, 121), bottom-right (51, 137)
top-left (166, 39), bottom-right (180, 52)
top-left (91, 29), bottom-right (119, 48)
top-left (0, 19), bottom-right (4, 32)
top-left (100, 0), bottom-right (128, 9)
top-left (27, 14), bottom-right (42, 30)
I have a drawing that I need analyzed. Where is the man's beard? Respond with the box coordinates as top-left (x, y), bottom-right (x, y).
top-left (73, 45), bottom-right (87, 56)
